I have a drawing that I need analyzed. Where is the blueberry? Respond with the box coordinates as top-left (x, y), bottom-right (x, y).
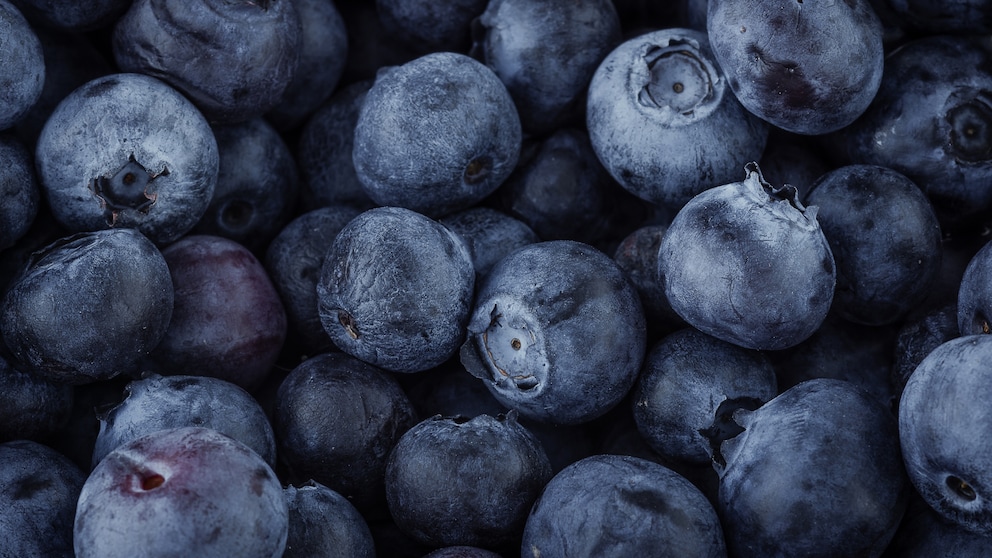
top-left (384, 412), bottom-right (552, 550)
top-left (757, 129), bottom-right (830, 202)
top-left (522, 454), bottom-right (727, 557)
top-left (899, 334), bottom-right (992, 535)
top-left (613, 224), bottom-right (685, 332)
top-left (35, 73), bottom-right (219, 245)
top-left (472, 0), bottom-right (622, 135)
top-left (0, 440), bottom-right (85, 558)
top-left (73, 426), bottom-right (289, 558)
top-left (283, 480), bottom-right (376, 558)
top-left (461, 240), bottom-right (647, 425)
top-left (0, 0), bottom-right (44, 131)
top-left (805, 164), bottom-right (943, 326)
top-left (957, 238), bottom-right (992, 335)
top-left (707, 0), bottom-right (884, 134)
top-left (717, 378), bottom-right (908, 556)
top-left (10, 0), bottom-right (130, 31)
top-left (439, 206), bottom-right (539, 279)
top-left (352, 52), bottom-right (521, 217)
top-left (885, 495), bottom-right (992, 558)
top-left (586, 27), bottom-right (768, 208)
top-left (112, 0), bottom-right (302, 124)
top-left (376, 0), bottom-right (487, 54)
top-left (0, 353), bottom-right (73, 443)
top-left (660, 162), bottom-right (835, 350)
top-left (0, 133), bottom-right (40, 252)
top-left (91, 373), bottom-right (277, 470)
top-left (887, 0), bottom-right (992, 34)
top-left (891, 302), bottom-right (959, 400)
top-left (317, 206), bottom-right (475, 373)
top-left (0, 228), bottom-right (174, 384)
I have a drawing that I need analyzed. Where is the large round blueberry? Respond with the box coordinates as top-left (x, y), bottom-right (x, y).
top-left (352, 52), bottom-right (521, 218)
top-left (660, 162), bottom-right (835, 350)
top-left (0, 0), bottom-right (43, 131)
top-left (0, 228), bottom-right (174, 384)
top-left (522, 454), bottom-right (726, 557)
top-left (317, 206), bottom-right (475, 373)
top-left (586, 27), bottom-right (768, 208)
top-left (461, 240), bottom-right (646, 425)
top-left (707, 0), bottom-right (884, 134)
top-left (35, 73), bottom-right (218, 245)
top-left (899, 335), bottom-right (992, 536)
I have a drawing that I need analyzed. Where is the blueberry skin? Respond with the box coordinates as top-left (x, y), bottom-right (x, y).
top-left (9, 0), bottom-right (130, 31)
top-left (0, 354), bottom-right (73, 443)
top-left (521, 454), bottom-right (727, 558)
top-left (192, 117), bottom-right (299, 253)
top-left (283, 480), bottom-right (376, 558)
top-left (899, 334), bottom-right (992, 536)
top-left (892, 302), bottom-right (959, 399)
top-left (112, 0), bottom-right (301, 124)
top-left (660, 162), bottom-right (836, 351)
top-left (613, 224), bottom-right (685, 331)
top-left (461, 240), bottom-right (647, 425)
top-left (73, 427), bottom-right (289, 558)
top-left (35, 72), bottom-right (219, 245)
top-left (0, 440), bottom-right (86, 558)
top-left (0, 228), bottom-right (174, 384)
top-left (838, 36), bottom-right (992, 226)
top-left (805, 164), bottom-right (943, 326)
top-left (439, 206), bottom-right (539, 278)
top-left (0, 133), bottom-right (39, 252)
top-left (717, 378), bottom-right (909, 557)
top-left (317, 206), bottom-right (475, 374)
top-left (385, 413), bottom-right (552, 550)
top-left (757, 130), bottom-right (830, 203)
top-left (957, 239), bottom-right (992, 335)
top-left (632, 327), bottom-right (777, 466)
top-left (586, 27), bottom-right (768, 208)
top-left (274, 352), bottom-right (418, 516)
top-left (0, 0), bottom-right (44, 131)
top-left (376, 0), bottom-right (487, 54)
top-left (352, 52), bottom-right (521, 218)
top-left (885, 495), bottom-right (992, 558)
top-left (91, 373), bottom-right (277, 469)
top-left (707, 0), bottom-right (884, 135)
top-left (264, 205), bottom-right (362, 355)
top-left (473, 0), bottom-right (622, 135)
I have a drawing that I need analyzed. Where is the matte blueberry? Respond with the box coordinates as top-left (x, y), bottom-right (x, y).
top-left (376, 0), bottom-right (487, 54)
top-left (891, 303), bottom-right (959, 400)
top-left (0, 354), bottom-right (73, 443)
top-left (885, 495), bottom-right (992, 557)
top-left (283, 480), bottom-right (376, 558)
top-left (0, 133), bottom-right (39, 252)
top-left (613, 224), bottom-right (685, 331)
top-left (10, 0), bottom-right (130, 31)
top-left (957, 239), bottom-right (992, 336)
top-left (439, 206), bottom-right (539, 278)
top-left (0, 0), bottom-right (44, 131)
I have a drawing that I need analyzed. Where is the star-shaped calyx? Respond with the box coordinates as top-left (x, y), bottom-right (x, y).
top-left (90, 154), bottom-right (169, 226)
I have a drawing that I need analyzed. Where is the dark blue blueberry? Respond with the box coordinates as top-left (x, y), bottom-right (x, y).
top-left (91, 373), bottom-right (277, 469)
top-left (384, 412), bottom-right (552, 550)
top-left (0, 440), bottom-right (85, 558)
top-left (717, 378), bottom-right (908, 557)
top-left (335, 1), bottom-right (417, 86)
top-left (707, 0), bottom-right (884, 134)
top-left (423, 547), bottom-right (504, 558)
top-left (757, 129), bottom-right (830, 203)
top-left (0, 228), bottom-right (174, 384)
top-left (891, 302), bottom-right (959, 401)
top-left (472, 0), bottom-right (622, 135)
top-left (899, 335), bottom-right (992, 536)
top-left (439, 206), bottom-right (539, 278)
top-left (613, 223), bottom-right (686, 333)
top-left (317, 206), bottom-right (475, 374)
top-left (957, 238), bottom-right (992, 335)
top-left (352, 52), bottom-right (521, 218)
top-left (522, 454), bottom-right (727, 557)
top-left (885, 495), bottom-right (992, 558)
top-left (264, 205), bottom-right (362, 356)
top-left (660, 162), bottom-right (835, 350)
top-left (112, 0), bottom-right (301, 124)
top-left (35, 72), bottom-right (219, 245)
top-left (283, 480), bottom-right (376, 558)
top-left (0, 0), bottom-right (44, 131)
top-left (274, 352), bottom-right (418, 517)
top-left (632, 327), bottom-right (777, 466)
top-left (10, 0), bottom-right (130, 31)
top-left (0, 133), bottom-right (40, 252)
top-left (805, 164), bottom-right (943, 326)
top-left (377, 0), bottom-right (487, 54)
top-left (887, 0), bottom-right (992, 34)
top-left (0, 353), bottom-right (73, 443)
top-left (192, 117), bottom-right (299, 253)
top-left (461, 240), bottom-right (646, 425)
top-left (586, 27), bottom-right (768, 208)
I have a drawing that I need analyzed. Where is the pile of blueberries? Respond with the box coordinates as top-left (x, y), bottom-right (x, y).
top-left (2, 0), bottom-right (992, 556)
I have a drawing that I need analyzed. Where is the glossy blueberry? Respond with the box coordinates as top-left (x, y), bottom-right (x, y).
top-left (439, 206), bottom-right (539, 278)
top-left (0, 228), bottom-right (174, 384)
top-left (957, 238), bottom-right (992, 336)
top-left (112, 0), bottom-right (301, 124)
top-left (717, 378), bottom-right (908, 557)
top-left (0, 133), bottom-right (39, 252)
top-left (353, 52), bottom-right (521, 218)
top-left (0, 0), bottom-right (43, 131)
top-left (0, 440), bottom-right (85, 558)
top-left (192, 117), bottom-right (299, 253)
top-left (707, 0), bottom-right (884, 134)
top-left (587, 27), bottom-right (768, 209)
top-left (461, 240), bottom-right (646, 425)
top-left (472, 0), bottom-right (621, 135)
top-left (377, 0), bottom-right (486, 54)
top-left (899, 335), bottom-right (992, 536)
top-left (283, 480), bottom-right (376, 558)
top-left (806, 164), bottom-right (943, 326)
top-left (274, 352), bottom-right (418, 516)
top-left (632, 327), bottom-right (777, 466)
top-left (0, 353), bottom-right (73, 443)
top-left (35, 72), bottom-right (219, 245)
top-left (10, 0), bottom-right (130, 31)
top-left (522, 454), bottom-right (727, 558)
top-left (91, 373), bottom-right (277, 469)
top-left (317, 206), bottom-right (475, 373)
top-left (660, 163), bottom-right (835, 350)
top-left (385, 412), bottom-right (552, 550)
top-left (264, 205), bottom-right (362, 355)
top-left (73, 427), bottom-right (289, 558)
top-left (144, 235), bottom-right (287, 393)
